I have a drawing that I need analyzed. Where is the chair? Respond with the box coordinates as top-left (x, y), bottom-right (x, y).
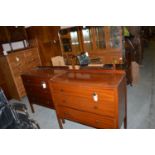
top-left (51, 56), bottom-right (66, 66)
top-left (0, 88), bottom-right (40, 129)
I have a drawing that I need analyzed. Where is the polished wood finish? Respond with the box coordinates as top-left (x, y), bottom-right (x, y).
top-left (26, 26), bottom-right (62, 66)
top-left (59, 26), bottom-right (123, 65)
top-left (0, 47), bottom-right (41, 100)
top-left (0, 26), bottom-right (9, 43)
top-left (0, 26), bottom-right (27, 43)
top-left (6, 26), bottom-right (27, 42)
top-left (21, 67), bottom-right (68, 112)
top-left (50, 70), bottom-right (127, 129)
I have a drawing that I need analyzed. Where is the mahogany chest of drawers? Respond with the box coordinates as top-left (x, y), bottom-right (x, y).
top-left (0, 47), bottom-right (41, 100)
top-left (22, 67), bottom-right (68, 112)
top-left (50, 70), bottom-right (127, 129)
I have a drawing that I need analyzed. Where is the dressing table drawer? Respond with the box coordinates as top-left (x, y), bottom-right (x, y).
top-left (58, 106), bottom-right (116, 129)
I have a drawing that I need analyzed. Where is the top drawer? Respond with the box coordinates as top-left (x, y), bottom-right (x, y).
top-left (51, 83), bottom-right (115, 103)
top-left (22, 75), bottom-right (50, 89)
top-left (24, 48), bottom-right (39, 58)
top-left (7, 52), bottom-right (25, 65)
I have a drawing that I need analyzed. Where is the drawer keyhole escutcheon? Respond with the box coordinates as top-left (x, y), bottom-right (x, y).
top-left (16, 57), bottom-right (20, 62)
top-left (41, 81), bottom-right (47, 89)
top-left (92, 92), bottom-right (98, 102)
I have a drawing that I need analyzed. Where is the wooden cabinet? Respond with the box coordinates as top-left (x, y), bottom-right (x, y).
top-left (21, 67), bottom-right (68, 112)
top-left (59, 26), bottom-right (123, 65)
top-left (6, 26), bottom-right (27, 42)
top-left (0, 26), bottom-right (27, 43)
top-left (50, 70), bottom-right (127, 129)
top-left (59, 27), bottom-right (82, 54)
top-left (0, 48), bottom-right (41, 100)
top-left (26, 26), bottom-right (62, 66)
top-left (22, 74), bottom-right (53, 112)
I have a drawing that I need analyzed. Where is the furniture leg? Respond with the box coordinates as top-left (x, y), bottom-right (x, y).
top-left (62, 119), bottom-right (65, 124)
top-left (30, 103), bottom-right (35, 113)
top-left (55, 112), bottom-right (63, 129)
top-left (58, 118), bottom-right (63, 129)
top-left (124, 117), bottom-right (127, 129)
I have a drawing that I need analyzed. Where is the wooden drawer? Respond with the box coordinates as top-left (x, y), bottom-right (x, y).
top-left (7, 52), bottom-right (25, 64)
top-left (22, 75), bottom-right (49, 88)
top-left (58, 106), bottom-right (116, 128)
top-left (25, 57), bottom-right (40, 70)
top-left (26, 52), bottom-right (40, 63)
top-left (28, 58), bottom-right (41, 68)
top-left (52, 83), bottom-right (115, 103)
top-left (24, 48), bottom-right (38, 58)
top-left (53, 94), bottom-right (115, 117)
top-left (24, 85), bottom-right (50, 99)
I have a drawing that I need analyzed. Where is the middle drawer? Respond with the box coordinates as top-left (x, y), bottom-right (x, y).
top-left (53, 93), bottom-right (115, 117)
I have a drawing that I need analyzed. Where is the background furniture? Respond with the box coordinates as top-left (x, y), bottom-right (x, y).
top-left (0, 26), bottom-right (28, 52)
top-left (59, 26), bottom-right (124, 65)
top-left (0, 47), bottom-right (41, 100)
top-left (21, 67), bottom-right (68, 112)
top-left (51, 56), bottom-right (66, 66)
top-left (0, 26), bottom-right (27, 43)
top-left (26, 26), bottom-right (62, 66)
top-left (50, 69), bottom-right (127, 129)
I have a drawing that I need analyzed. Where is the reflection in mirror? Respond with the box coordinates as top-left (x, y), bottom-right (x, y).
top-left (95, 26), bottom-right (106, 49)
top-left (70, 31), bottom-right (80, 54)
top-left (59, 29), bottom-right (72, 52)
top-left (82, 28), bottom-right (93, 51)
top-left (110, 26), bottom-right (121, 48)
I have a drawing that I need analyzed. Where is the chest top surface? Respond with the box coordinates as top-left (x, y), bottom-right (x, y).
top-left (22, 67), bottom-right (68, 79)
top-left (51, 71), bottom-right (125, 88)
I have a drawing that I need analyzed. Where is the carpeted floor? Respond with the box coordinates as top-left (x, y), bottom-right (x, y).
top-left (10, 40), bottom-right (155, 129)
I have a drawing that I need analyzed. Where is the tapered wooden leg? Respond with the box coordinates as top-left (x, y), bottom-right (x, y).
top-left (58, 118), bottom-right (63, 129)
top-left (62, 119), bottom-right (65, 124)
top-left (124, 117), bottom-right (127, 129)
top-left (55, 112), bottom-right (63, 129)
top-left (30, 103), bottom-right (35, 113)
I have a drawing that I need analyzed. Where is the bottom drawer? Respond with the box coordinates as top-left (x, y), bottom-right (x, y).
top-left (57, 106), bottom-right (116, 129)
